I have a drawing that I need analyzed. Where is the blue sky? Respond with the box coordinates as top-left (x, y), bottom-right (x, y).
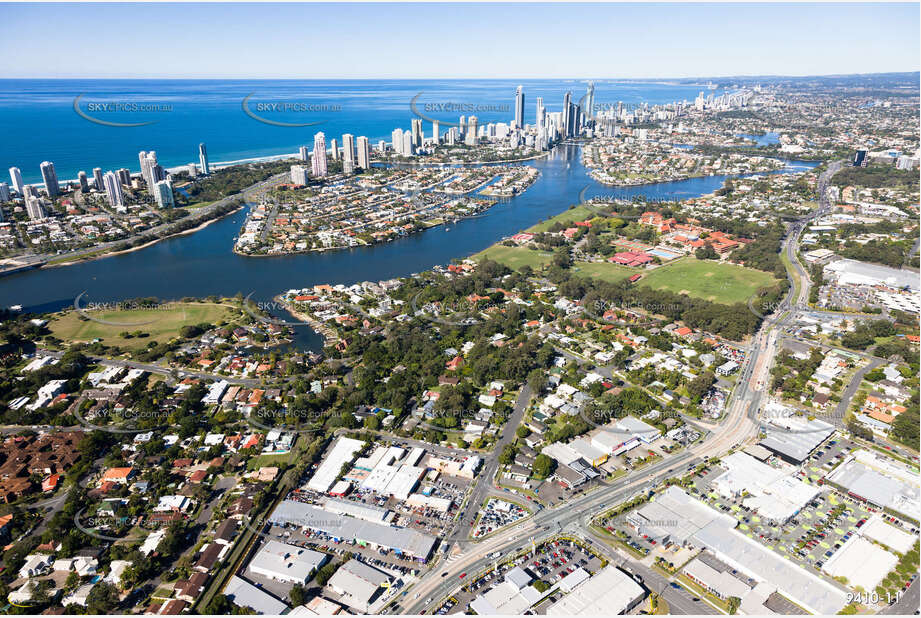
top-left (1, 3), bottom-right (918, 78)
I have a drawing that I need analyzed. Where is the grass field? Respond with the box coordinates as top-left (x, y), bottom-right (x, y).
top-left (526, 205), bottom-right (600, 233)
top-left (474, 245), bottom-right (554, 270)
top-left (572, 261), bottom-right (635, 283)
top-left (49, 302), bottom-right (234, 351)
top-left (638, 258), bottom-right (777, 304)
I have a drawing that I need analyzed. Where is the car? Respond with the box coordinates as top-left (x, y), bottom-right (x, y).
top-left (441, 572), bottom-right (448, 577)
top-left (670, 583), bottom-right (681, 589)
top-left (459, 573), bottom-right (466, 579)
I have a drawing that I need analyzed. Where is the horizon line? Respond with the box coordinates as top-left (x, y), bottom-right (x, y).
top-left (1, 70), bottom-right (919, 81)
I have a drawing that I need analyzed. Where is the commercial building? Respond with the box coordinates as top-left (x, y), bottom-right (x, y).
top-left (822, 536), bottom-right (897, 592)
top-left (684, 557), bottom-right (752, 600)
top-left (825, 452), bottom-right (920, 520)
top-left (759, 416), bottom-right (834, 464)
top-left (306, 437), bottom-right (364, 493)
top-left (268, 500), bottom-right (436, 561)
top-left (326, 559), bottom-right (392, 613)
top-left (224, 575), bottom-right (287, 614)
top-left (824, 258), bottom-right (919, 291)
top-left (248, 540), bottom-right (327, 584)
top-left (470, 566), bottom-right (543, 615)
top-left (321, 498), bottom-right (390, 524)
top-left (545, 566), bottom-right (644, 615)
top-left (626, 485), bottom-right (735, 545)
top-left (711, 452), bottom-right (819, 523)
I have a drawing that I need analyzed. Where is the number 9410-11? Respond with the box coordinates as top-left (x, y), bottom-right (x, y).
top-left (846, 591), bottom-right (902, 605)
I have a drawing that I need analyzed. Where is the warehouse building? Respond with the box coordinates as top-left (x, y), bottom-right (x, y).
top-left (860, 515), bottom-right (917, 554)
top-left (268, 500), bottom-right (436, 562)
top-left (326, 559), bottom-right (392, 613)
top-left (711, 452), bottom-right (819, 523)
top-left (307, 437), bottom-right (365, 493)
top-left (822, 537), bottom-right (898, 592)
top-left (248, 540), bottom-right (327, 584)
top-left (825, 454), bottom-right (920, 521)
top-left (545, 566), bottom-right (645, 615)
top-left (759, 417), bottom-right (835, 464)
top-left (224, 575), bottom-right (288, 614)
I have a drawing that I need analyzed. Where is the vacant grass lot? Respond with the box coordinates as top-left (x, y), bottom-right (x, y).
top-left (638, 258), bottom-right (777, 304)
top-left (474, 245), bottom-right (554, 270)
top-left (49, 302), bottom-right (234, 351)
top-left (526, 205), bottom-right (600, 233)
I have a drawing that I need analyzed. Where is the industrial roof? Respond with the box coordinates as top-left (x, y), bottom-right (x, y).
top-left (860, 515), bottom-right (917, 554)
top-left (545, 566), bottom-right (644, 615)
top-left (248, 540), bottom-right (326, 583)
top-left (224, 575), bottom-right (288, 615)
top-left (307, 437), bottom-right (364, 493)
top-left (822, 536), bottom-right (897, 592)
top-left (268, 500), bottom-right (436, 559)
top-left (759, 417), bottom-right (834, 462)
top-left (691, 519), bottom-right (848, 615)
top-left (826, 458), bottom-right (920, 519)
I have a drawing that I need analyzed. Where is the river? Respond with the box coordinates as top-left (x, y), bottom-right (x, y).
top-left (0, 145), bottom-right (818, 351)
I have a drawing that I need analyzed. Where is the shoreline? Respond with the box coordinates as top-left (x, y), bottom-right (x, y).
top-left (275, 296), bottom-right (338, 347)
top-left (43, 203), bottom-right (246, 270)
top-left (233, 202), bottom-right (495, 258)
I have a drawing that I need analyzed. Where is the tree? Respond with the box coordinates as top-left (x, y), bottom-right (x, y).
top-left (532, 454), bottom-right (555, 479)
top-left (516, 426), bottom-right (531, 439)
top-left (499, 444), bottom-right (517, 465)
top-left (695, 244), bottom-right (719, 260)
top-left (289, 584), bottom-right (308, 607)
top-left (847, 420), bottom-right (874, 442)
top-left (686, 371), bottom-right (716, 403)
top-left (727, 596), bottom-right (741, 615)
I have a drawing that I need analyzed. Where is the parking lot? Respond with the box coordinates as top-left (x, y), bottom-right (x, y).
top-left (471, 498), bottom-right (530, 538)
